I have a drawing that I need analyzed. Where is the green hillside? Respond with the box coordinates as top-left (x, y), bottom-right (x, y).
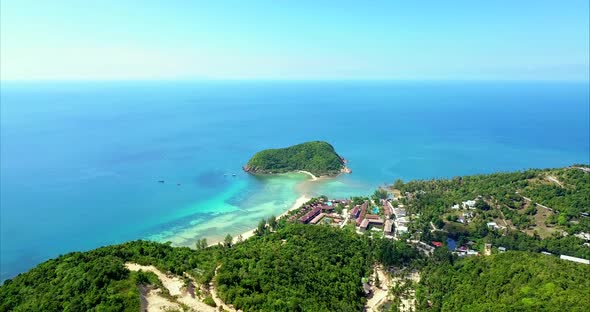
top-left (244, 141), bottom-right (347, 176)
top-left (417, 251), bottom-right (590, 311)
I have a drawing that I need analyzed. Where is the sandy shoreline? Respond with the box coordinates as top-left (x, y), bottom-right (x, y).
top-left (207, 172), bottom-right (319, 247)
top-left (217, 194), bottom-right (311, 247)
top-left (297, 170), bottom-right (319, 181)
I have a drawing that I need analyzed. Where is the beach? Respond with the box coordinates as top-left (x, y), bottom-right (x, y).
top-left (222, 194), bottom-right (312, 246)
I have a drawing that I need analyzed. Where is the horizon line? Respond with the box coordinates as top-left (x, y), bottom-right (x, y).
top-left (2, 77), bottom-right (589, 83)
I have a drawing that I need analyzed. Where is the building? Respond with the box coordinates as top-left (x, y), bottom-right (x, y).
top-left (487, 222), bottom-right (499, 230)
top-left (383, 200), bottom-right (393, 217)
top-left (350, 205), bottom-right (360, 219)
top-left (560, 255), bottom-right (590, 265)
top-left (451, 204), bottom-right (460, 210)
top-left (498, 247), bottom-right (507, 253)
top-left (359, 218), bottom-right (370, 231)
top-left (309, 213), bottom-right (326, 225)
top-left (359, 217), bottom-right (384, 232)
top-left (396, 225), bottom-right (408, 236)
top-left (432, 241), bottom-right (443, 248)
top-left (384, 219), bottom-right (394, 235)
top-left (356, 201), bottom-right (369, 226)
top-left (299, 207), bottom-right (321, 224)
top-left (393, 207), bottom-right (406, 218)
top-left (462, 200), bottom-right (477, 209)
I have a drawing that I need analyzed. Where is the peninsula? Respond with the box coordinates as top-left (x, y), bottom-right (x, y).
top-left (243, 141), bottom-right (351, 177)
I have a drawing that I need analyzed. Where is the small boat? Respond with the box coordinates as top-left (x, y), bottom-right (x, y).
top-left (158, 180), bottom-right (165, 183)
top-left (232, 173), bottom-right (237, 177)
top-left (177, 183), bottom-right (181, 186)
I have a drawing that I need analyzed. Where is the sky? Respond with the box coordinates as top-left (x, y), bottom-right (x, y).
top-left (1, 0), bottom-right (589, 81)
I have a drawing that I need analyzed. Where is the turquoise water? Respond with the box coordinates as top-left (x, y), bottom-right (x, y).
top-left (1, 81), bottom-right (589, 280)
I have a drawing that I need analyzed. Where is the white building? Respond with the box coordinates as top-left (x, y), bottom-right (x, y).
top-left (462, 200), bottom-right (477, 209)
top-left (560, 255), bottom-right (590, 265)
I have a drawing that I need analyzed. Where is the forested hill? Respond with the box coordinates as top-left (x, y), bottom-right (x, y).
top-left (0, 224), bottom-right (414, 312)
top-left (243, 141), bottom-right (347, 176)
top-left (417, 251), bottom-right (590, 311)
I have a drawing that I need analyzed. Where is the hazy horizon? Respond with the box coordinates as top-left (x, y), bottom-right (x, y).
top-left (1, 0), bottom-right (588, 81)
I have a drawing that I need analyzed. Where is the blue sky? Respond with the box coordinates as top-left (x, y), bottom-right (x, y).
top-left (1, 0), bottom-right (588, 80)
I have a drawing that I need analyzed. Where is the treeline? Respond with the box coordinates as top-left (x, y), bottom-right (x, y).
top-left (417, 251), bottom-right (590, 311)
top-left (245, 141), bottom-right (345, 176)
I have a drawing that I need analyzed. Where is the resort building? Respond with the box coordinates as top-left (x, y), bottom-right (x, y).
top-left (383, 199), bottom-right (393, 217)
top-left (299, 207), bottom-right (321, 224)
top-left (350, 205), bottom-right (360, 219)
top-left (356, 201), bottom-right (369, 226)
top-left (309, 213), bottom-right (326, 225)
top-left (359, 217), bottom-right (384, 232)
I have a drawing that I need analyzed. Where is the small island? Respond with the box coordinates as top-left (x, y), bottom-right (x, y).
top-left (243, 141), bottom-right (351, 177)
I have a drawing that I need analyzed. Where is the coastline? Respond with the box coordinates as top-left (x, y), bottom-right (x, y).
top-left (297, 170), bottom-right (319, 181)
top-left (209, 194), bottom-right (312, 247)
top-left (231, 171), bottom-right (323, 246)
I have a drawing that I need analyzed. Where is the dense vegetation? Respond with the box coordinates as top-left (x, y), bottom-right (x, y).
top-left (216, 224), bottom-right (371, 311)
top-left (244, 141), bottom-right (346, 176)
top-left (417, 251), bottom-right (590, 311)
top-left (0, 223), bottom-right (419, 312)
top-left (0, 241), bottom-right (221, 312)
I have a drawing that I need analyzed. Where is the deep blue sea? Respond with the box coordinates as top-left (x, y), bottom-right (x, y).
top-left (1, 80), bottom-right (589, 281)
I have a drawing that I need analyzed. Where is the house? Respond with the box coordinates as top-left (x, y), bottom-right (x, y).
top-left (432, 241), bottom-right (443, 248)
top-left (487, 222), bottom-right (499, 230)
top-left (457, 217), bottom-right (466, 224)
top-left (498, 247), bottom-right (506, 253)
top-left (462, 200), bottom-right (477, 209)
top-left (393, 208), bottom-right (407, 218)
top-left (559, 255), bottom-right (590, 265)
top-left (451, 204), bottom-right (460, 210)
top-left (396, 225), bottom-right (408, 236)
top-left (541, 251), bottom-right (552, 255)
top-left (384, 219), bottom-right (394, 235)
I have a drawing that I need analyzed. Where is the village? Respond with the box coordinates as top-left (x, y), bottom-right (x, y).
top-left (287, 190), bottom-right (590, 262)
top-left (286, 193), bottom-right (487, 257)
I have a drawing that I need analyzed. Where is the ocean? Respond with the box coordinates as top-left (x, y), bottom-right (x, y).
top-left (1, 80), bottom-right (588, 281)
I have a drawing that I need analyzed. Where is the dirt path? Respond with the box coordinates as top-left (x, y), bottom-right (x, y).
top-left (365, 265), bottom-right (391, 311)
top-left (546, 176), bottom-right (564, 187)
top-left (126, 263), bottom-right (217, 312)
top-left (210, 265), bottom-right (237, 312)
